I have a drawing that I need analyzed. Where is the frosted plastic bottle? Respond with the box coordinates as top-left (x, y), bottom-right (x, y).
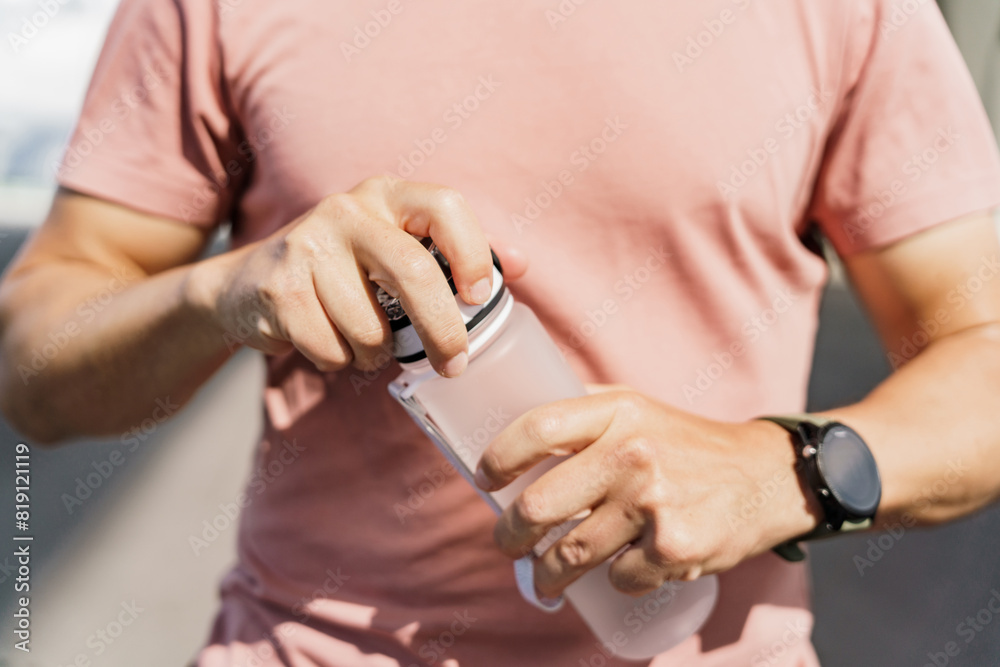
top-left (384, 243), bottom-right (718, 660)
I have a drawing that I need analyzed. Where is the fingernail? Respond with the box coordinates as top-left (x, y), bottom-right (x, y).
top-left (440, 351), bottom-right (468, 378)
top-left (474, 466), bottom-right (492, 490)
top-left (469, 277), bottom-right (492, 305)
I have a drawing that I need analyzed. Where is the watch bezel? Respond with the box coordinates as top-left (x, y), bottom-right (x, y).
top-left (800, 421), bottom-right (882, 523)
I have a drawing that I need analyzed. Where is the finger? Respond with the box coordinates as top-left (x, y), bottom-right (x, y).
top-left (237, 304), bottom-right (294, 356)
top-left (608, 528), bottom-right (704, 596)
top-left (353, 223), bottom-right (469, 376)
top-left (380, 178), bottom-right (494, 306)
top-left (476, 392), bottom-right (626, 491)
top-left (493, 442), bottom-right (616, 558)
top-left (273, 292), bottom-right (353, 373)
top-left (486, 233), bottom-right (528, 282)
top-left (534, 502), bottom-right (643, 598)
top-left (312, 250), bottom-right (393, 372)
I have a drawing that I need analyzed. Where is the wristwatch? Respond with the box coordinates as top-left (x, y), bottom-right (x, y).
top-left (759, 414), bottom-right (882, 562)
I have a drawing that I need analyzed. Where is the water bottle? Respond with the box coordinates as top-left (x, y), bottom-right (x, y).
top-left (384, 241), bottom-right (718, 660)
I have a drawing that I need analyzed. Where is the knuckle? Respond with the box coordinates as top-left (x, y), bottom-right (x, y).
top-left (636, 483), bottom-right (671, 515)
top-left (283, 223), bottom-right (310, 248)
top-left (513, 489), bottom-right (550, 527)
top-left (395, 248), bottom-right (441, 287)
top-left (651, 526), bottom-right (697, 567)
top-left (318, 192), bottom-right (362, 219)
top-left (613, 436), bottom-right (657, 472)
top-left (283, 220), bottom-right (342, 270)
top-left (374, 173), bottom-right (402, 192)
top-left (358, 174), bottom-right (383, 188)
top-left (349, 174), bottom-right (402, 205)
top-left (555, 537), bottom-right (592, 569)
top-left (524, 408), bottom-right (564, 448)
top-left (432, 186), bottom-right (468, 214)
top-left (614, 391), bottom-right (648, 421)
top-left (282, 230), bottom-right (323, 266)
top-left (361, 173), bottom-right (399, 189)
top-left (259, 266), bottom-right (309, 308)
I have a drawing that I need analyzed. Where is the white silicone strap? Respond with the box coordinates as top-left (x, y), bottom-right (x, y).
top-left (514, 556), bottom-right (565, 612)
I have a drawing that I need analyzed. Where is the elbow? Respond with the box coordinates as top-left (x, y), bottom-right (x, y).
top-left (0, 361), bottom-right (71, 447)
top-left (0, 401), bottom-right (71, 447)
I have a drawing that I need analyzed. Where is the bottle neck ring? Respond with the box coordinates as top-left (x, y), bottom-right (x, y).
top-left (397, 287), bottom-right (514, 371)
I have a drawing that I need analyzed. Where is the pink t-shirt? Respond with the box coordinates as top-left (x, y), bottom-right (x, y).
top-left (59, 0), bottom-right (1000, 664)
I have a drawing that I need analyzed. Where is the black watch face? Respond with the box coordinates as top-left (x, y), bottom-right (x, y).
top-left (817, 424), bottom-right (881, 516)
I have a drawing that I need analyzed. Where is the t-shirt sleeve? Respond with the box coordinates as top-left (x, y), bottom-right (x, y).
top-left (809, 0), bottom-right (1000, 256)
top-left (56, 0), bottom-right (244, 228)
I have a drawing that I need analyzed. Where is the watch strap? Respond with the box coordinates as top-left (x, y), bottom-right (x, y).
top-left (771, 516), bottom-right (874, 562)
top-left (759, 413), bottom-right (833, 432)
top-left (759, 413), bottom-right (844, 563)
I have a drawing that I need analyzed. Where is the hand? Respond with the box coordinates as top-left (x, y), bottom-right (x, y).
top-left (191, 175), bottom-right (526, 376)
top-left (474, 388), bottom-right (823, 598)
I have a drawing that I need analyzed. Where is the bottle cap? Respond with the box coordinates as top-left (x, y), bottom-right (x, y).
top-left (375, 238), bottom-right (506, 363)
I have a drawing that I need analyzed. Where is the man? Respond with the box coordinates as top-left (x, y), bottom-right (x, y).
top-left (2, 0), bottom-right (1000, 664)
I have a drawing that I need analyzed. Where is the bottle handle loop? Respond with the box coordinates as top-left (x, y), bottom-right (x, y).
top-left (513, 556), bottom-right (565, 613)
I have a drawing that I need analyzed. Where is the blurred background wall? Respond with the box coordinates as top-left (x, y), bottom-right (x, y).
top-left (0, 1), bottom-right (999, 666)
top-left (940, 0), bottom-right (1000, 134)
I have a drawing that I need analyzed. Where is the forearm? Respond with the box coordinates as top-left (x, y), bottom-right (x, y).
top-left (818, 322), bottom-right (1000, 526)
top-left (0, 252), bottom-right (239, 444)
